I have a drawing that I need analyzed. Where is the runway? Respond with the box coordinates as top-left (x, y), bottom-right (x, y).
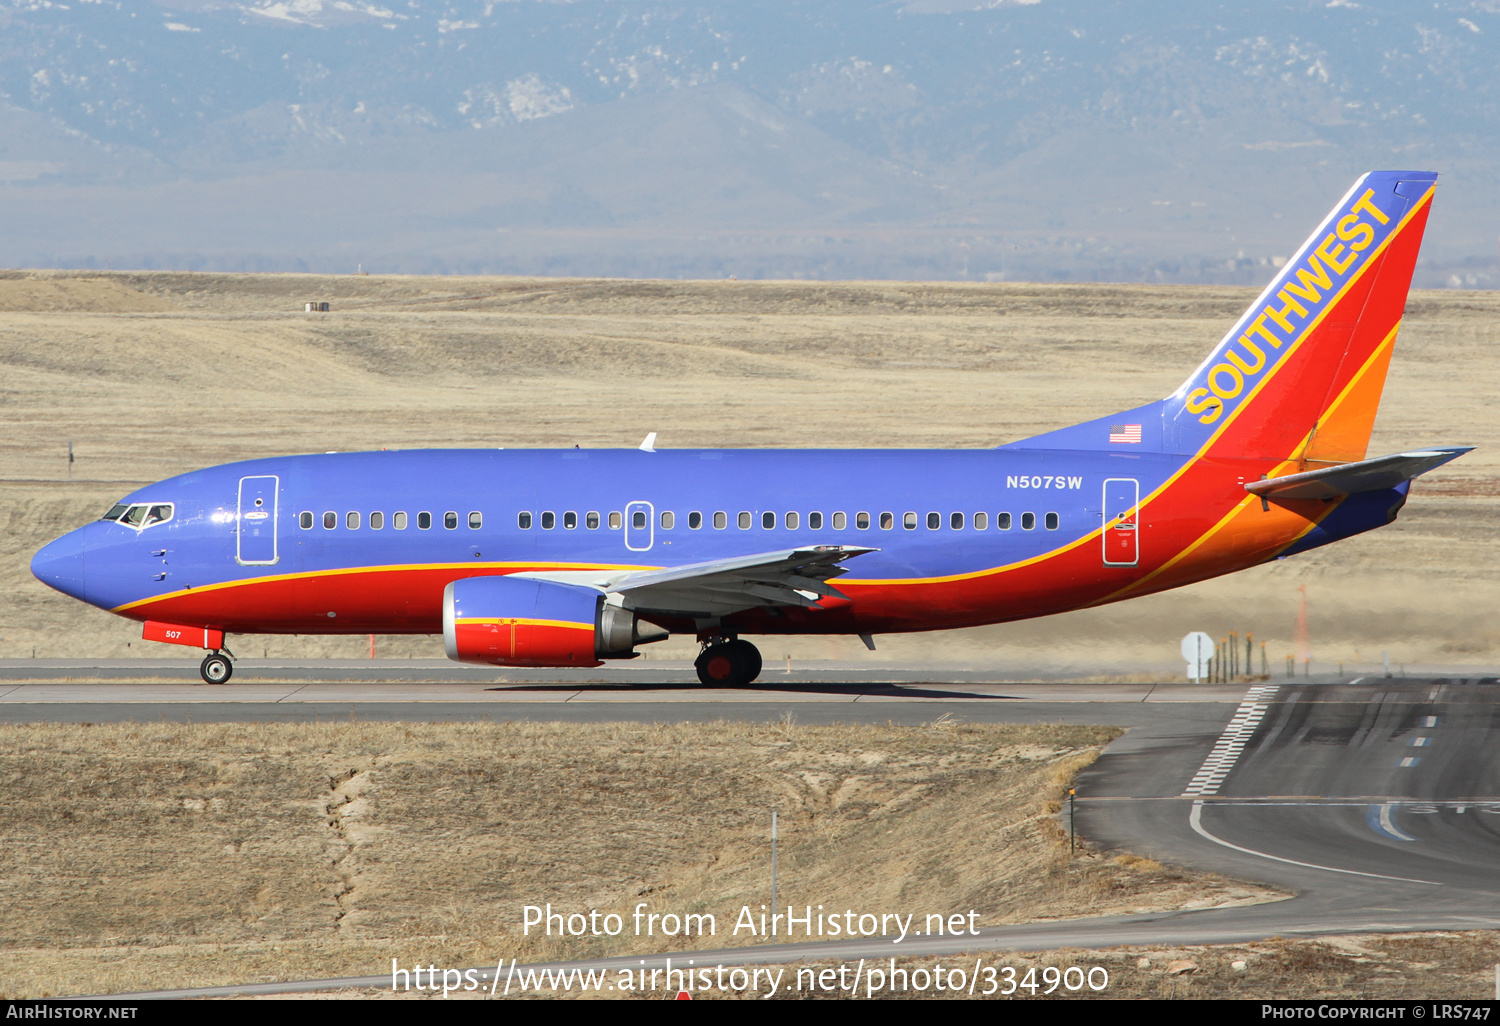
top-left (17, 666), bottom-right (1500, 998)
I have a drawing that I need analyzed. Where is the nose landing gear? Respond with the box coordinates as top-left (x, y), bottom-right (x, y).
top-left (199, 650), bottom-right (233, 685)
top-left (694, 637), bottom-right (763, 687)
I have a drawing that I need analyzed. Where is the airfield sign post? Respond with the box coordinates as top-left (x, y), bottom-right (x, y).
top-left (1182, 631), bottom-right (1214, 683)
top-left (770, 810), bottom-right (778, 936)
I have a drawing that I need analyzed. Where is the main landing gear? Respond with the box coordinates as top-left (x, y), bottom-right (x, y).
top-left (694, 637), bottom-right (762, 687)
top-left (200, 650), bottom-right (233, 685)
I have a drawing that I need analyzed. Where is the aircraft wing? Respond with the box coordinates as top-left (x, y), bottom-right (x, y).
top-left (1245, 446), bottom-right (1472, 502)
top-left (514, 545), bottom-right (878, 618)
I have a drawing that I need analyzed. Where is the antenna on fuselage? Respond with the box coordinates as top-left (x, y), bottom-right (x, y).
top-left (639, 432), bottom-right (658, 452)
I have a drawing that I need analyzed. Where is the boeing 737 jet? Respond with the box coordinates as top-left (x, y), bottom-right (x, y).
top-left (32, 171), bottom-right (1466, 685)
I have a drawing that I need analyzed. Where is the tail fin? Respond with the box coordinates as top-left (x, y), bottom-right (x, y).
top-left (1005, 171), bottom-right (1437, 463)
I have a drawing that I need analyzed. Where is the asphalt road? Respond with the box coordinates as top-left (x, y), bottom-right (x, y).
top-left (22, 670), bottom-right (1500, 998)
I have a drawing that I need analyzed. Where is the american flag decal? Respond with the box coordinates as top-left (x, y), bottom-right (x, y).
top-left (1109, 424), bottom-right (1142, 444)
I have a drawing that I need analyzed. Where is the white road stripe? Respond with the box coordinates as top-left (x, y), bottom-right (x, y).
top-left (1181, 684), bottom-right (1279, 796)
top-left (1188, 801), bottom-right (1441, 884)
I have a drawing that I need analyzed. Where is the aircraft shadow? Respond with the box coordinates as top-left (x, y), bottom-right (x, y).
top-left (484, 682), bottom-right (1019, 700)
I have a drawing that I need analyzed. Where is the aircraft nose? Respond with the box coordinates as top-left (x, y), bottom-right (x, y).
top-left (31, 529), bottom-right (87, 601)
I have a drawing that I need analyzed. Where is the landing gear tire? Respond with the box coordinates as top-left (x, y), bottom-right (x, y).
top-left (694, 639), bottom-right (762, 687)
top-left (200, 652), bottom-right (233, 685)
top-left (729, 639), bottom-right (762, 682)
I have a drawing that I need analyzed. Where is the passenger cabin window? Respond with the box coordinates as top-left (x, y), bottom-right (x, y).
top-left (444, 511), bottom-right (459, 529)
top-left (346, 511), bottom-right (360, 530)
top-left (997, 512), bottom-right (1012, 530)
top-left (1045, 512), bottom-right (1060, 530)
top-left (785, 511), bottom-right (798, 530)
top-left (323, 511), bottom-right (337, 529)
top-left (660, 511), bottom-right (674, 529)
top-left (300, 511), bottom-right (314, 530)
top-left (688, 511), bottom-right (703, 529)
top-left (738, 512), bottom-right (751, 529)
top-left (469, 512), bottom-right (482, 529)
top-left (832, 512), bottom-right (847, 530)
top-left (631, 510), bottom-right (646, 529)
top-left (762, 511), bottom-right (775, 530)
top-left (879, 512), bottom-right (893, 530)
top-left (541, 512), bottom-right (556, 529)
top-left (951, 512), bottom-right (964, 530)
top-left (370, 511), bottom-right (384, 530)
top-left (1021, 512), bottom-right (1036, 530)
top-left (518, 512), bottom-right (533, 529)
top-left (903, 512), bottom-right (917, 530)
top-left (563, 511), bottom-right (577, 529)
top-left (856, 512), bottom-right (870, 530)
top-left (394, 512), bottom-right (408, 530)
top-left (586, 511), bottom-right (600, 529)
top-left (714, 511), bottom-right (727, 529)
top-left (973, 512), bottom-right (988, 531)
top-left (609, 512), bottom-right (622, 529)
top-left (926, 512), bottom-right (940, 530)
top-left (808, 512), bottom-right (823, 530)
top-left (418, 511), bottom-right (432, 530)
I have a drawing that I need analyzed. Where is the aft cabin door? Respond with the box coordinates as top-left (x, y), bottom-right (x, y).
top-left (237, 475), bottom-right (280, 566)
top-left (1102, 478), bottom-right (1139, 567)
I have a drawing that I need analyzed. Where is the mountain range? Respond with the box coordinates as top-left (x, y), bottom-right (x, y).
top-left (0, 0), bottom-right (1495, 285)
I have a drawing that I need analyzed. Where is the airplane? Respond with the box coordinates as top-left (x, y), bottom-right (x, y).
top-left (31, 170), bottom-right (1468, 686)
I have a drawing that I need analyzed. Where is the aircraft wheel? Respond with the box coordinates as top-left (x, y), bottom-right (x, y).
top-left (695, 645), bottom-right (737, 686)
top-left (200, 652), bottom-right (233, 685)
top-left (727, 639), bottom-right (762, 683)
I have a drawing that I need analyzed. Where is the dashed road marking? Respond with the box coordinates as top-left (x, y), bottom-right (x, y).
top-left (1181, 684), bottom-right (1278, 796)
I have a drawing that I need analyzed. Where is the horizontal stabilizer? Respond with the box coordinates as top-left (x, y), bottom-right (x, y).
top-left (1245, 447), bottom-right (1472, 501)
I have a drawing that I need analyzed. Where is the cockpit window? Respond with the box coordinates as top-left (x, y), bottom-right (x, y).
top-left (107, 502), bottom-right (174, 530)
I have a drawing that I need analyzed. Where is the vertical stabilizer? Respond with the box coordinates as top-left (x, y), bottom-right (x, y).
top-left (1004, 172), bottom-right (1436, 463)
top-left (1164, 170), bottom-right (1436, 463)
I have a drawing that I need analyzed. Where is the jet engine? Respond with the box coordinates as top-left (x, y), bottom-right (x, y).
top-left (442, 575), bottom-right (667, 668)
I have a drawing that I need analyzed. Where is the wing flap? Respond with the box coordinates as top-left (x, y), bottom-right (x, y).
top-left (517, 545), bottom-right (877, 619)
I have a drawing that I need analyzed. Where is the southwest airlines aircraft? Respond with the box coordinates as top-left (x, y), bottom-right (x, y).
top-left (32, 171), bottom-right (1467, 685)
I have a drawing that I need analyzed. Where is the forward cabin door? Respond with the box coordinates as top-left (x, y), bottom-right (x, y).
top-left (237, 475), bottom-right (280, 566)
top-left (1102, 477), bottom-right (1139, 567)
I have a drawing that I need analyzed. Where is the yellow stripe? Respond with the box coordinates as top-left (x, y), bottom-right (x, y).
top-left (1094, 319), bottom-right (1408, 605)
top-left (454, 617), bottom-right (592, 631)
top-left (111, 560), bottom-right (653, 614)
top-left (1292, 319), bottom-right (1402, 464)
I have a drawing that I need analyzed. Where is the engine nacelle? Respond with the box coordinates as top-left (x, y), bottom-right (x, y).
top-left (442, 576), bottom-right (667, 668)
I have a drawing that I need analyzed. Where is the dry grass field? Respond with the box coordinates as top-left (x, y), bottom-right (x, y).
top-left (1, 270), bottom-right (1496, 674)
top-left (0, 719), bottom-right (1284, 998)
